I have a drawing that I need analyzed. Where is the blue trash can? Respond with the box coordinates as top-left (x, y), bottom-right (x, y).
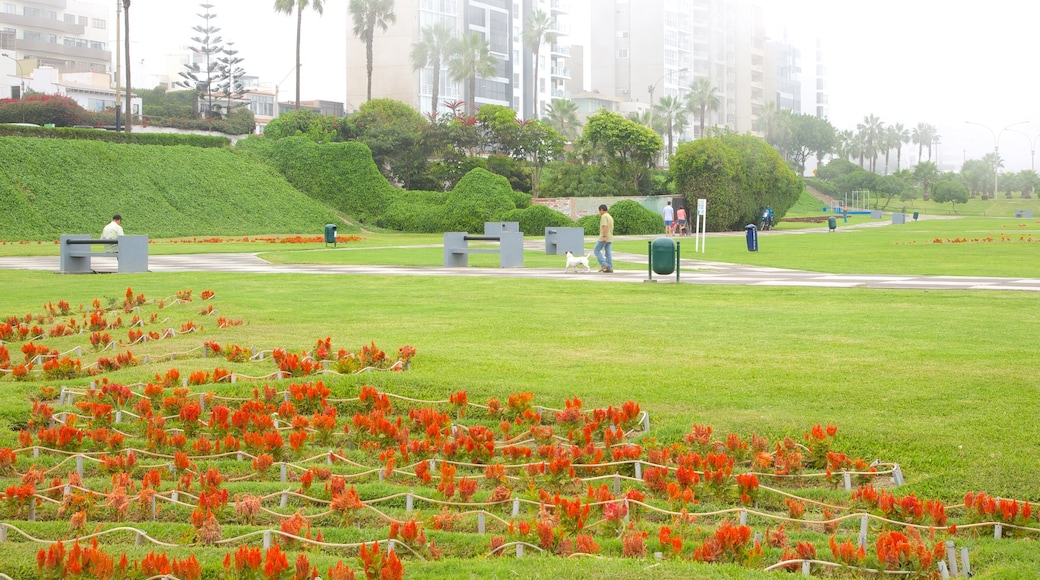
top-left (744, 224), bottom-right (758, 252)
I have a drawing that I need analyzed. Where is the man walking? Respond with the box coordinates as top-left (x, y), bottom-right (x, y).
top-left (594, 204), bottom-right (614, 273)
top-left (663, 201), bottom-right (674, 235)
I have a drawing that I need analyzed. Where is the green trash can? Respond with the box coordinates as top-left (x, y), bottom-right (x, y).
top-left (647, 237), bottom-right (680, 282)
top-left (324, 224), bottom-right (338, 247)
top-left (828, 216), bottom-right (836, 232)
top-left (913, 211), bottom-right (919, 221)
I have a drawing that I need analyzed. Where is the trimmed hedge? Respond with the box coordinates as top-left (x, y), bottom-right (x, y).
top-left (606, 200), bottom-right (665, 235)
top-left (498, 204), bottom-right (573, 235)
top-left (255, 137), bottom-right (395, 224)
top-left (441, 168), bottom-right (520, 233)
top-left (0, 124), bottom-right (230, 147)
top-left (375, 190), bottom-right (447, 233)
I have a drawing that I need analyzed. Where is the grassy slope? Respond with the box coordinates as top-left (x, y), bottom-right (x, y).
top-left (0, 137), bottom-right (349, 240)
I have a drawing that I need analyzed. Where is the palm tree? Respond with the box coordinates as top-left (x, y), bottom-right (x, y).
top-left (913, 160), bottom-right (939, 200)
top-left (926, 125), bottom-right (941, 161)
top-left (522, 9), bottom-right (557, 120)
top-left (447, 32), bottom-right (498, 115)
top-left (686, 78), bottom-right (719, 139)
top-left (349, 0), bottom-right (396, 103)
top-left (755, 101), bottom-right (780, 146)
top-left (410, 22), bottom-right (453, 118)
top-left (856, 114), bottom-right (883, 173)
top-left (654, 95), bottom-right (688, 157)
top-left (892, 122), bottom-right (910, 171)
top-left (275, 0), bottom-right (325, 110)
top-left (543, 98), bottom-right (580, 141)
top-left (911, 122), bottom-right (930, 165)
top-left (836, 129), bottom-right (854, 160)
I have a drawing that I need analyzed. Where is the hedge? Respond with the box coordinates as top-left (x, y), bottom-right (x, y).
top-left (0, 124), bottom-right (230, 147)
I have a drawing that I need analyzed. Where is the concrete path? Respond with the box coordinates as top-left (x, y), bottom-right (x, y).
top-left (3, 246), bottom-right (1039, 292)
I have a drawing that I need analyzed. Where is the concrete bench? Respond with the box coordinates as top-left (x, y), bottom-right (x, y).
top-left (59, 234), bottom-right (149, 274)
top-left (444, 231), bottom-right (524, 268)
top-left (544, 227), bottom-right (585, 255)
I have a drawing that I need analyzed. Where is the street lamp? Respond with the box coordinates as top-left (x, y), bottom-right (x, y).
top-left (647, 67), bottom-right (687, 129)
top-left (1006, 128), bottom-right (1040, 172)
top-left (1, 52), bottom-right (25, 99)
top-left (965, 120), bottom-right (1028, 197)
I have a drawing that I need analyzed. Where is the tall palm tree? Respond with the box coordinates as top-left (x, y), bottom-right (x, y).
top-left (836, 129), bottom-right (854, 160)
top-left (447, 32), bottom-right (498, 115)
top-left (654, 95), bottom-right (688, 157)
top-left (911, 122), bottom-right (930, 165)
top-left (349, 0), bottom-right (396, 103)
top-left (926, 125), bottom-right (941, 162)
top-left (755, 101), bottom-right (780, 146)
top-left (913, 160), bottom-right (939, 200)
top-left (856, 114), bottom-right (883, 173)
top-left (543, 98), bottom-right (580, 141)
top-left (522, 9), bottom-right (557, 120)
top-left (892, 122), bottom-right (910, 171)
top-left (410, 22), bottom-right (453, 118)
top-left (275, 0), bottom-right (325, 110)
top-left (686, 78), bottom-right (719, 139)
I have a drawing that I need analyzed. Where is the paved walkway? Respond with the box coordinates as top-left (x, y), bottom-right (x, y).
top-left (4, 245), bottom-right (1039, 292)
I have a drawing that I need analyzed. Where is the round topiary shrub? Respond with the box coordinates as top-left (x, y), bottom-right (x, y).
top-left (498, 204), bottom-right (572, 235)
top-left (576, 214), bottom-right (600, 236)
top-left (605, 199), bottom-right (665, 235)
top-left (443, 168), bottom-right (519, 233)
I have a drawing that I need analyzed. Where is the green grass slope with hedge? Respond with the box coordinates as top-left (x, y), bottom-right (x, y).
top-left (0, 137), bottom-right (345, 240)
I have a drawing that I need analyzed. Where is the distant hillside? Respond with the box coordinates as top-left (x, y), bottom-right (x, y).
top-left (0, 137), bottom-right (348, 240)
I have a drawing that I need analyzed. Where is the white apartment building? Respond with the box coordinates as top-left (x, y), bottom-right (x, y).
top-left (588, 0), bottom-right (802, 137)
top-left (345, 0), bottom-right (570, 119)
top-left (0, 0), bottom-right (111, 74)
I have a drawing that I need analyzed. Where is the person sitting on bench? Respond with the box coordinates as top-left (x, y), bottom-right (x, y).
top-left (101, 214), bottom-right (123, 251)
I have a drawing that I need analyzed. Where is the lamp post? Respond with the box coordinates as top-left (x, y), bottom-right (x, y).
top-left (1, 52), bottom-right (25, 99)
top-left (1006, 128), bottom-right (1040, 172)
top-left (965, 120), bottom-right (1028, 197)
top-left (647, 67), bottom-right (687, 130)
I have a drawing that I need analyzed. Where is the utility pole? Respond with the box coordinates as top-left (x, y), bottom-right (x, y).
top-left (114, 0), bottom-right (121, 130)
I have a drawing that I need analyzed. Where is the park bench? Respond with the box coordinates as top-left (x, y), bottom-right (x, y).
top-left (59, 234), bottom-right (149, 274)
top-left (444, 222), bottom-right (523, 268)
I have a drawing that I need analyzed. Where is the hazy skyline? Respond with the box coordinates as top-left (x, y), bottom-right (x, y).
top-left (125, 0), bottom-right (1039, 172)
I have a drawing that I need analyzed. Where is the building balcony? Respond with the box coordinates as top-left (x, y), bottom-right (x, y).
top-left (0, 12), bottom-right (84, 34)
top-left (550, 44), bottom-right (570, 57)
top-left (550, 0), bottom-right (569, 14)
top-left (17, 38), bottom-right (110, 65)
top-left (550, 66), bottom-right (570, 79)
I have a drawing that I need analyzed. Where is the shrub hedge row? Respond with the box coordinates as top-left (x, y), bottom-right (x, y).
top-left (0, 124), bottom-right (230, 147)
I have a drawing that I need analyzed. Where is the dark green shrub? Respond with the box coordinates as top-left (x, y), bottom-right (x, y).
top-left (576, 214), bottom-right (600, 235)
top-left (263, 110), bottom-right (345, 142)
top-left (262, 138), bottom-right (395, 223)
top-left (606, 199), bottom-right (665, 235)
top-left (0, 124), bottom-right (230, 146)
top-left (498, 204), bottom-right (572, 235)
top-left (375, 190), bottom-right (447, 233)
top-left (442, 168), bottom-right (520, 233)
top-left (539, 162), bottom-right (617, 197)
top-left (486, 154), bottom-right (532, 193)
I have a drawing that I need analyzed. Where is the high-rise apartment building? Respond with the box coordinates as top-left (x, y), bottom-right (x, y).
top-left (588, 0), bottom-right (799, 137)
top-left (0, 0), bottom-right (111, 74)
top-left (345, 0), bottom-right (569, 118)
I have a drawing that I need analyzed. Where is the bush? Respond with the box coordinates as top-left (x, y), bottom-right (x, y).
top-left (262, 110), bottom-right (345, 142)
top-left (486, 154), bottom-right (532, 193)
top-left (606, 200), bottom-right (665, 235)
top-left (259, 137), bottom-right (395, 224)
top-left (498, 204), bottom-right (572, 235)
top-left (576, 214), bottom-right (600, 235)
top-left (375, 190), bottom-right (447, 233)
top-left (539, 162), bottom-right (616, 197)
top-left (0, 94), bottom-right (88, 126)
top-left (441, 168), bottom-right (520, 233)
top-left (0, 124), bottom-right (230, 147)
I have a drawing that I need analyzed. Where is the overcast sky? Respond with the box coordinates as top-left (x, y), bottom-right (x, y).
top-left (126, 0), bottom-right (1039, 172)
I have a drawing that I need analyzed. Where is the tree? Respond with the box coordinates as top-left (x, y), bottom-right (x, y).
top-left (686, 78), bottom-right (719, 139)
top-left (579, 110), bottom-right (662, 194)
top-left (931, 177), bottom-right (969, 211)
top-left (960, 158), bottom-right (991, 198)
top-left (856, 114), bottom-right (883, 173)
top-left (515, 120), bottom-right (565, 197)
top-left (347, 98), bottom-right (429, 189)
top-left (215, 42), bottom-right (246, 118)
top-left (349, 0), bottom-right (395, 104)
top-left (543, 98), bottom-right (580, 141)
top-left (670, 133), bottom-right (803, 231)
top-left (982, 151), bottom-right (1002, 198)
top-left (912, 161), bottom-right (939, 200)
top-left (175, 3), bottom-right (225, 119)
top-left (521, 9), bottom-right (557, 120)
top-left (410, 23), bottom-right (453, 119)
top-left (654, 95), bottom-right (688, 158)
top-left (891, 122), bottom-right (910, 172)
top-left (785, 113), bottom-right (836, 176)
top-left (276, 0), bottom-right (325, 110)
top-left (447, 32), bottom-right (498, 115)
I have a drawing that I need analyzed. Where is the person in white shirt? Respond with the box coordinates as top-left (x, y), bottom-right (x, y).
top-left (663, 201), bottom-right (674, 235)
top-left (100, 214), bottom-right (124, 253)
top-left (101, 214), bottom-right (124, 240)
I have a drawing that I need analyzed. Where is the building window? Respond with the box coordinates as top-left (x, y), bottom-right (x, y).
top-left (617, 48), bottom-right (629, 58)
top-left (90, 41), bottom-right (105, 50)
top-left (78, 15), bottom-right (88, 26)
top-left (616, 30), bottom-right (628, 38)
top-left (2, 3), bottom-right (15, 14)
top-left (64, 14), bottom-right (76, 24)
top-left (92, 18), bottom-right (106, 29)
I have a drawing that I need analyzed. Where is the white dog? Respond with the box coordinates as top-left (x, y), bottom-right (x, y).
top-left (564, 251), bottom-right (592, 273)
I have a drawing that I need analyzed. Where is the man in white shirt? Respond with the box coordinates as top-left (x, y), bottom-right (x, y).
top-left (663, 201), bottom-right (674, 235)
top-left (101, 214), bottom-right (123, 240)
top-left (100, 215), bottom-right (124, 253)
